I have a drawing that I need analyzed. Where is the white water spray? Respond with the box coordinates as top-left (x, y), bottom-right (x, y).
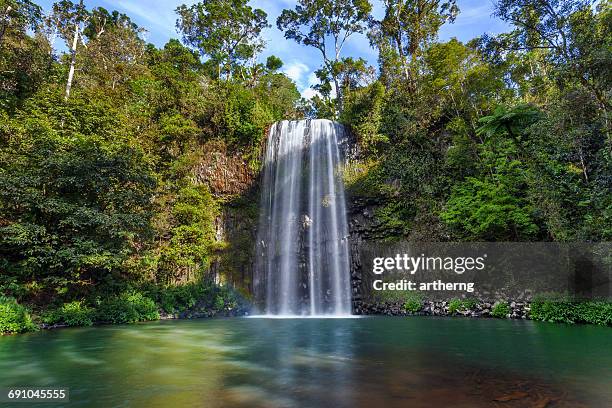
top-left (254, 120), bottom-right (352, 316)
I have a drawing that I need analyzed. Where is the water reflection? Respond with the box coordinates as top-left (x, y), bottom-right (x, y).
top-left (218, 318), bottom-right (357, 407)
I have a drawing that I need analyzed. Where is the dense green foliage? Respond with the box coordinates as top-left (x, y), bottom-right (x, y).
top-left (402, 293), bottom-right (423, 313)
top-left (0, 296), bottom-right (37, 333)
top-left (0, 97), bottom-right (156, 302)
top-left (151, 281), bottom-right (245, 315)
top-left (43, 301), bottom-right (94, 327)
top-left (95, 291), bottom-right (160, 324)
top-left (339, 1), bottom-right (611, 243)
top-left (448, 298), bottom-right (477, 314)
top-left (491, 302), bottom-right (510, 318)
top-left (35, 282), bottom-right (245, 328)
top-left (530, 295), bottom-right (612, 326)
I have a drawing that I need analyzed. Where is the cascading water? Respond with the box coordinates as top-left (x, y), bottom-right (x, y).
top-left (254, 119), bottom-right (352, 316)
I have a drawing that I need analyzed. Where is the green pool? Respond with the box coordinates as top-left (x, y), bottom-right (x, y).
top-left (1, 317), bottom-right (610, 407)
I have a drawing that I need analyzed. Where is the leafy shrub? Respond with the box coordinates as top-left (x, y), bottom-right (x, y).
top-left (575, 301), bottom-right (612, 326)
top-left (491, 302), bottom-right (510, 318)
top-left (371, 290), bottom-right (422, 313)
top-left (210, 287), bottom-right (240, 313)
top-left (214, 295), bottom-right (226, 311)
top-left (402, 293), bottom-right (423, 313)
top-left (152, 282), bottom-right (244, 316)
top-left (530, 294), bottom-right (612, 326)
top-left (0, 296), bottom-right (37, 333)
top-left (448, 298), bottom-right (477, 314)
top-left (156, 282), bottom-right (211, 313)
top-left (340, 81), bottom-right (388, 155)
top-left (440, 140), bottom-right (539, 241)
top-left (44, 301), bottom-right (94, 327)
top-left (156, 186), bottom-right (218, 285)
top-left (448, 299), bottom-right (462, 313)
top-left (529, 294), bottom-right (576, 324)
top-left (96, 291), bottom-right (159, 324)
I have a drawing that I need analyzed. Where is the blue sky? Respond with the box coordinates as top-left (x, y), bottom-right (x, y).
top-left (37, 0), bottom-right (509, 97)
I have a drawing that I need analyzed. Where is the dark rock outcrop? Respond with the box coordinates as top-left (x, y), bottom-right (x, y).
top-left (355, 300), bottom-right (531, 319)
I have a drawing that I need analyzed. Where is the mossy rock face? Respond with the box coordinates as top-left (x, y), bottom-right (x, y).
top-left (343, 160), bottom-right (392, 199)
top-left (214, 197), bottom-right (259, 293)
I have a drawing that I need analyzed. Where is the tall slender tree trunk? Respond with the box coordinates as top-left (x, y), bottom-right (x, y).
top-left (65, 23), bottom-right (79, 100)
top-left (333, 75), bottom-right (342, 116)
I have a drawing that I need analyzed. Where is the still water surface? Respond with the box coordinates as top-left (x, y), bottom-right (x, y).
top-left (1, 317), bottom-right (610, 407)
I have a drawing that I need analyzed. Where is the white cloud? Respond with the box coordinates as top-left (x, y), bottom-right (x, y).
top-left (306, 71), bottom-right (318, 86)
top-left (302, 88), bottom-right (320, 100)
top-left (283, 61), bottom-right (310, 91)
top-left (284, 61), bottom-right (309, 82)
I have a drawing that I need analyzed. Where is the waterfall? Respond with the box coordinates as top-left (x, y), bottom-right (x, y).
top-left (254, 119), bottom-right (352, 316)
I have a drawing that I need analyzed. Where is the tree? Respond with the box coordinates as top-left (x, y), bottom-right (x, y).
top-left (423, 39), bottom-right (508, 136)
top-left (441, 135), bottom-right (539, 241)
top-left (254, 71), bottom-right (302, 119)
top-left (477, 104), bottom-right (540, 144)
top-left (80, 8), bottom-right (147, 92)
top-left (277, 0), bottom-right (372, 114)
top-left (483, 0), bottom-right (610, 121)
top-left (0, 95), bottom-right (156, 300)
top-left (309, 56), bottom-right (375, 118)
top-left (0, 0), bottom-right (49, 108)
top-left (176, 0), bottom-right (269, 80)
top-left (441, 173), bottom-right (539, 240)
top-left (0, 0), bottom-right (42, 47)
top-left (265, 55), bottom-right (283, 71)
top-left (143, 39), bottom-right (204, 117)
top-left (369, 0), bottom-right (458, 89)
top-left (156, 185), bottom-right (218, 284)
top-left (340, 80), bottom-right (388, 154)
top-left (50, 0), bottom-right (90, 99)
